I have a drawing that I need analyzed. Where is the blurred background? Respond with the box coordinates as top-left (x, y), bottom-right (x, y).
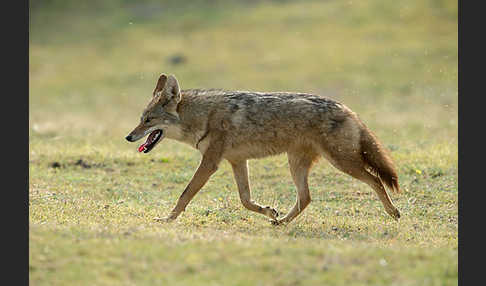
top-left (29, 0), bottom-right (457, 148)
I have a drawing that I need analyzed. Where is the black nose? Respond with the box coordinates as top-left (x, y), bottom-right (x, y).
top-left (125, 135), bottom-right (133, 142)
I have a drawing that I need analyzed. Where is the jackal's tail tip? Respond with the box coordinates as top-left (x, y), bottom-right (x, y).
top-left (360, 127), bottom-right (402, 195)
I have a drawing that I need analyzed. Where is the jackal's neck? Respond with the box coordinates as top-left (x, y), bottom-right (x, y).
top-left (168, 92), bottom-right (212, 149)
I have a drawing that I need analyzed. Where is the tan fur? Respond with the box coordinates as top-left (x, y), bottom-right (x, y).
top-left (126, 74), bottom-right (402, 225)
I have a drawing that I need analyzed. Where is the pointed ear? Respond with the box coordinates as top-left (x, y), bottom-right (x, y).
top-left (164, 74), bottom-right (181, 103)
top-left (153, 74), bottom-right (168, 96)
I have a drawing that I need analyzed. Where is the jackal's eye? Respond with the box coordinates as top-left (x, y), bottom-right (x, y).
top-left (145, 118), bottom-right (152, 123)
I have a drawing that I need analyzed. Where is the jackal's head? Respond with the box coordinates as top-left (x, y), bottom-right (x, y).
top-left (125, 74), bottom-right (181, 153)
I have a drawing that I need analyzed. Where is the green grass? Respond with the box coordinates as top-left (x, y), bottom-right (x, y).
top-left (30, 0), bottom-right (457, 285)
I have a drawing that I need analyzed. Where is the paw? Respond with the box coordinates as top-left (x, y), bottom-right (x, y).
top-left (386, 208), bottom-right (401, 221)
top-left (269, 218), bottom-right (285, 226)
top-left (262, 206), bottom-right (279, 220)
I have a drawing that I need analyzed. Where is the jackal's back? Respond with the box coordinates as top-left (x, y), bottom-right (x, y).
top-left (178, 89), bottom-right (355, 159)
top-left (181, 89), bottom-right (351, 133)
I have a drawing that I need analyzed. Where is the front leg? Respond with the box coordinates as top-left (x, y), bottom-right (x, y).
top-left (161, 136), bottom-right (223, 221)
top-left (230, 160), bottom-right (279, 220)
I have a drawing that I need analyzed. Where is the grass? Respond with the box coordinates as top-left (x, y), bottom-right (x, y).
top-left (29, 0), bottom-right (457, 285)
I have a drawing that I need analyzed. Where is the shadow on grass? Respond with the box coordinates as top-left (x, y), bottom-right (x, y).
top-left (175, 214), bottom-right (399, 242)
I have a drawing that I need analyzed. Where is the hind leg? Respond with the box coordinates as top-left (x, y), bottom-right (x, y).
top-left (325, 154), bottom-right (400, 220)
top-left (354, 170), bottom-right (400, 220)
top-left (272, 148), bottom-right (320, 225)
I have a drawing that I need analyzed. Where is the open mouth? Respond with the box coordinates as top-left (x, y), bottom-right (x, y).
top-left (138, 129), bottom-right (164, 153)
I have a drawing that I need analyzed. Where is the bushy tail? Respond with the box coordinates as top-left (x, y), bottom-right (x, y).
top-left (360, 126), bottom-right (401, 194)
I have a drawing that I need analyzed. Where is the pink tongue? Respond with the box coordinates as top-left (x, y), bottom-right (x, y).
top-left (138, 143), bottom-right (148, 152)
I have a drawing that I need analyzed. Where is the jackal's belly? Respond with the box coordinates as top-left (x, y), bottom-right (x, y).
top-left (222, 128), bottom-right (318, 161)
top-left (223, 140), bottom-right (289, 160)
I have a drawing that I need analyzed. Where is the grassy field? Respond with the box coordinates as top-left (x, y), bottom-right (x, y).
top-left (29, 0), bottom-right (457, 285)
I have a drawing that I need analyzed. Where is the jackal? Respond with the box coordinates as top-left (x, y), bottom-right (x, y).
top-left (126, 74), bottom-right (401, 225)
